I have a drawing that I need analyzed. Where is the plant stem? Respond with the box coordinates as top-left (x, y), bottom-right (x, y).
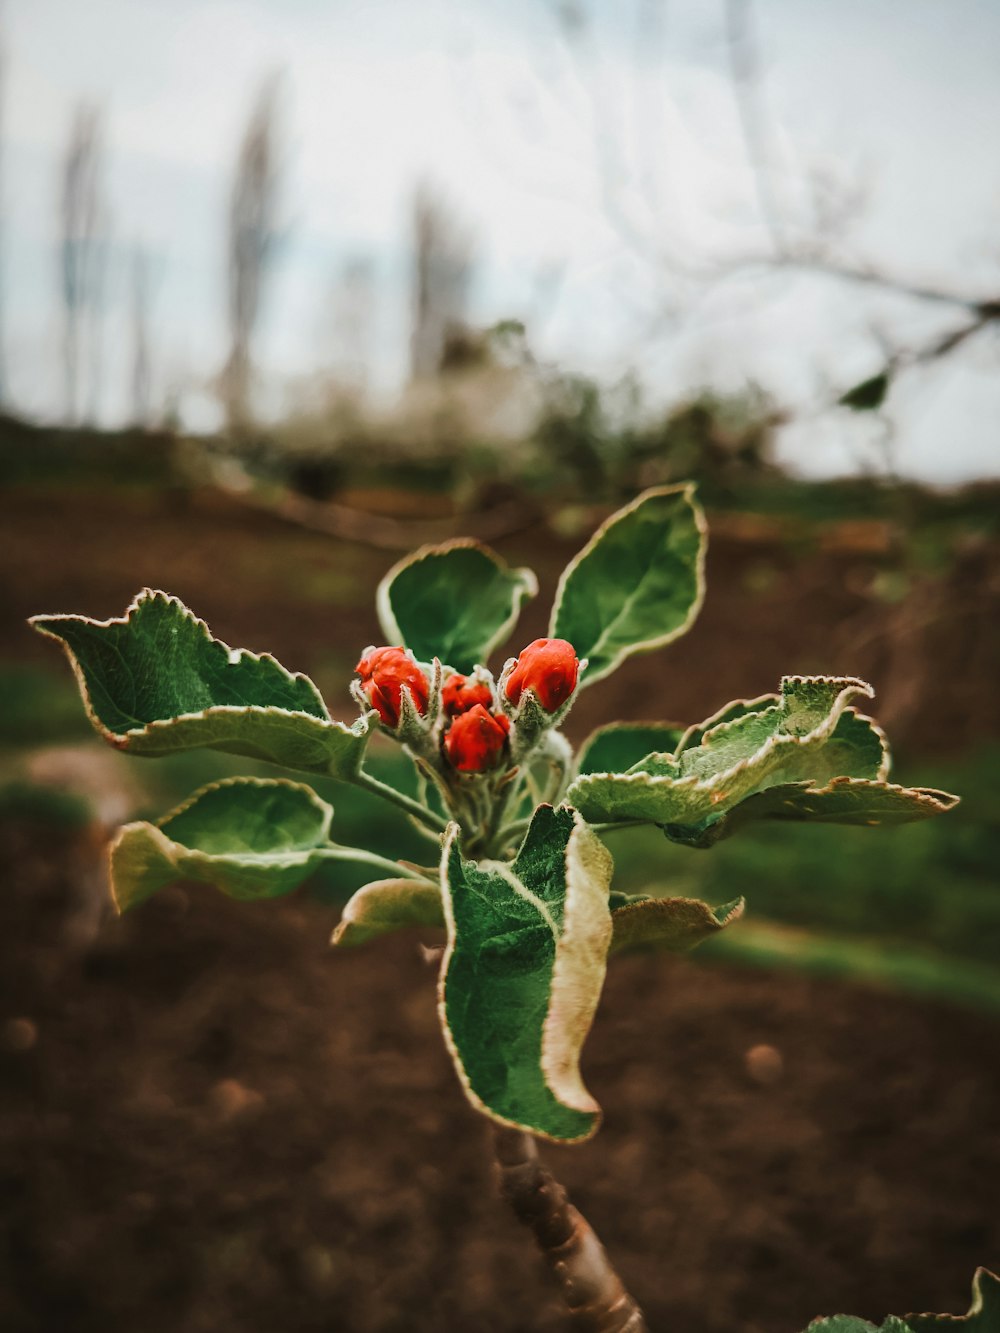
top-left (320, 846), bottom-right (432, 881)
top-left (354, 770), bottom-right (449, 833)
top-left (496, 812), bottom-right (534, 845)
top-left (589, 820), bottom-right (649, 836)
top-left (492, 1127), bottom-right (649, 1333)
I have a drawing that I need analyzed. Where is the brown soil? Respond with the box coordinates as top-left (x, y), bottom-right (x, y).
top-left (2, 819), bottom-right (998, 1333)
top-left (3, 484), bottom-right (998, 1331)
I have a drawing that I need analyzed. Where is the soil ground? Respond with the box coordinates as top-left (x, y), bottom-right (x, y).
top-left (2, 817), bottom-right (998, 1333)
top-left (2, 482), bottom-right (998, 1332)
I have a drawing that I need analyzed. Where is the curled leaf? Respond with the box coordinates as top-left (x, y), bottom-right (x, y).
top-left (31, 591), bottom-right (371, 777)
top-left (906, 1267), bottom-right (1000, 1332)
top-left (110, 778), bottom-right (337, 911)
top-left (611, 895), bottom-right (745, 954)
top-left (568, 675), bottom-right (956, 842)
top-left (438, 805), bottom-right (613, 1142)
top-left (332, 877), bottom-right (444, 948)
top-left (576, 721), bottom-right (685, 777)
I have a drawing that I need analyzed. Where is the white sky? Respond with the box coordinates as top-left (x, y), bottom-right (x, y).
top-left (4, 0), bottom-right (1000, 481)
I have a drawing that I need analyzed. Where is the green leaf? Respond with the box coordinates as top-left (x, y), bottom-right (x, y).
top-left (675, 693), bottom-right (779, 752)
top-left (906, 1268), bottom-right (1000, 1332)
top-left (669, 777), bottom-right (959, 848)
top-left (569, 675), bottom-right (958, 841)
top-left (839, 370), bottom-right (890, 412)
top-left (802, 1319), bottom-right (881, 1333)
top-left (438, 804), bottom-right (614, 1142)
top-left (331, 877), bottom-right (444, 947)
top-left (550, 485), bottom-right (706, 688)
top-left (570, 676), bottom-right (874, 824)
top-left (110, 778), bottom-right (338, 911)
top-left (576, 722), bottom-right (685, 776)
top-left (611, 895), bottom-right (744, 953)
top-left (376, 540), bottom-right (537, 672)
top-left (805, 1317), bottom-right (916, 1332)
top-left (796, 1272), bottom-right (1000, 1333)
top-left (30, 590), bottom-right (371, 776)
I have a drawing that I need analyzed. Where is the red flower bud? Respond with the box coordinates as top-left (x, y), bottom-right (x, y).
top-left (355, 646), bottom-right (429, 727)
top-left (441, 673), bottom-right (493, 717)
top-left (504, 638), bottom-right (579, 712)
top-left (443, 704), bottom-right (510, 773)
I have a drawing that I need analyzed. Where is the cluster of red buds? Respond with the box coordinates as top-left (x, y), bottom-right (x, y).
top-left (441, 680), bottom-right (510, 772)
top-left (354, 638), bottom-right (579, 775)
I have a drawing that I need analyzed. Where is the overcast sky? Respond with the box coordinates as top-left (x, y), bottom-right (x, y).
top-left (5, 0), bottom-right (1000, 481)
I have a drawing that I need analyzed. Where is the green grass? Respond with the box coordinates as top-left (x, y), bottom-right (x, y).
top-left (0, 666), bottom-right (94, 746)
top-left (601, 746), bottom-right (999, 969)
top-left (700, 919), bottom-right (1000, 1016)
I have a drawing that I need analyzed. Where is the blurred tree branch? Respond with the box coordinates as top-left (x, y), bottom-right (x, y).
top-left (468, 0), bottom-right (1000, 418)
top-left (60, 103), bottom-right (108, 426)
top-left (223, 73), bottom-right (282, 435)
top-left (410, 183), bottom-right (475, 381)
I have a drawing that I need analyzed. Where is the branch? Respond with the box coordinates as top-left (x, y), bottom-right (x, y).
top-left (492, 1126), bottom-right (648, 1333)
top-left (745, 251), bottom-right (1000, 315)
top-left (225, 483), bottom-right (540, 552)
top-left (724, 0), bottom-right (787, 253)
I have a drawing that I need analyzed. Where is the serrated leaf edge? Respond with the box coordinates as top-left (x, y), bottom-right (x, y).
top-left (549, 483), bottom-right (708, 689)
top-left (674, 692), bottom-right (780, 753)
top-left (575, 719), bottom-right (687, 778)
top-left (375, 538), bottom-right (538, 665)
top-left (905, 1267), bottom-right (1000, 1327)
top-left (569, 677), bottom-right (872, 814)
top-left (759, 775), bottom-right (959, 817)
top-left (29, 589), bottom-right (342, 746)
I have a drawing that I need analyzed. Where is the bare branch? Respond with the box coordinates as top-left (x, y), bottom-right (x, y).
top-left (224, 73), bottom-right (281, 434)
top-left (130, 245), bottom-right (152, 427)
top-left (742, 250), bottom-right (1000, 314)
top-left (723, 0), bottom-right (787, 252)
top-left (409, 183), bottom-right (475, 381)
top-left (60, 102), bottom-right (107, 426)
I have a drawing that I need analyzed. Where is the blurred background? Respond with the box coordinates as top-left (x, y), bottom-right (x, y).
top-left (1, 2), bottom-right (998, 1331)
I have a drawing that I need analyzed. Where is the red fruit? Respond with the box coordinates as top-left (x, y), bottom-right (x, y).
top-left (504, 638), bottom-right (579, 712)
top-left (355, 646), bottom-right (429, 727)
top-left (443, 704), bottom-right (510, 773)
top-left (441, 673), bottom-right (493, 717)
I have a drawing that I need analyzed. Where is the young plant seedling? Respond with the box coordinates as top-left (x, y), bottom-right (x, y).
top-left (33, 485), bottom-right (984, 1332)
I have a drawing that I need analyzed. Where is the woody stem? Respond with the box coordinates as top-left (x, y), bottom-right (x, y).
top-left (492, 1127), bottom-right (649, 1333)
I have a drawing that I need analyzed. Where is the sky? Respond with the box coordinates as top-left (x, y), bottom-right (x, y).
top-left (4, 0), bottom-right (1000, 482)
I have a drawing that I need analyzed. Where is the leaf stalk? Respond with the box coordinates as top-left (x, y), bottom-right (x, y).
top-left (354, 769), bottom-right (449, 833)
top-left (320, 846), bottom-right (433, 881)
